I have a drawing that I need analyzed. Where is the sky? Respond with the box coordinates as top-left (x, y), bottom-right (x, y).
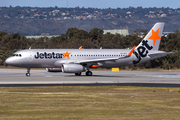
top-left (0, 0), bottom-right (180, 9)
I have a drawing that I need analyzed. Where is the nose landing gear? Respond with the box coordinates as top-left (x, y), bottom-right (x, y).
top-left (26, 68), bottom-right (31, 77)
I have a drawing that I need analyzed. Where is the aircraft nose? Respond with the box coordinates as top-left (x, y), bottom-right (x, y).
top-left (5, 57), bottom-right (13, 65)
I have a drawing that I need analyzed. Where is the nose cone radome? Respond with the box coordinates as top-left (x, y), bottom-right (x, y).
top-left (5, 57), bottom-right (13, 65)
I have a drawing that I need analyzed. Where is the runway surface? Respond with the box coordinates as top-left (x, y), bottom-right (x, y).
top-left (0, 69), bottom-right (180, 87)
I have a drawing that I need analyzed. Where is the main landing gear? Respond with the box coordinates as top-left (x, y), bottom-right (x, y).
top-left (86, 71), bottom-right (92, 76)
top-left (74, 71), bottom-right (92, 76)
top-left (26, 67), bottom-right (31, 77)
top-left (85, 66), bottom-right (92, 76)
top-left (74, 66), bottom-right (93, 76)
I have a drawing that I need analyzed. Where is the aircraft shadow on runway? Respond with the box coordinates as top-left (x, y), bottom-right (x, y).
top-left (64, 75), bottom-right (132, 78)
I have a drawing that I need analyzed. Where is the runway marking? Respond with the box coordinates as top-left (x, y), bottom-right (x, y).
top-left (140, 74), bottom-right (180, 78)
top-left (45, 75), bottom-right (52, 77)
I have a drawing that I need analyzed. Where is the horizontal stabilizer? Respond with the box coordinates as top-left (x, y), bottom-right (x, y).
top-left (148, 52), bottom-right (173, 58)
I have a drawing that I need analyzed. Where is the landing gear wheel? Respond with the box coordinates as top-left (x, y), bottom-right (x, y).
top-left (26, 73), bottom-right (30, 77)
top-left (75, 72), bottom-right (81, 76)
top-left (86, 71), bottom-right (92, 76)
top-left (26, 67), bottom-right (31, 77)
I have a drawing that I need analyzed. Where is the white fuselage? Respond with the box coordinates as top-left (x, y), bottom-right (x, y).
top-left (5, 48), bottom-right (166, 68)
top-left (6, 49), bottom-right (133, 68)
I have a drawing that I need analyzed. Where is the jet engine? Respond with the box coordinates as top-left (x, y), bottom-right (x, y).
top-left (46, 67), bottom-right (62, 72)
top-left (62, 64), bottom-right (86, 73)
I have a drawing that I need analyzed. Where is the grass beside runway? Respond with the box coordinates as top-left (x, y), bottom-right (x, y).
top-left (0, 86), bottom-right (180, 120)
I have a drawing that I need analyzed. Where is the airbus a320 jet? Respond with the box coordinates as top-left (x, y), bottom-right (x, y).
top-left (5, 22), bottom-right (172, 76)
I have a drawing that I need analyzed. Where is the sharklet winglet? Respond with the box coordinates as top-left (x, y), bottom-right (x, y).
top-left (79, 46), bottom-right (83, 49)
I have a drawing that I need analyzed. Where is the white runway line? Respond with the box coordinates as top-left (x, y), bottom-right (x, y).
top-left (140, 74), bottom-right (180, 78)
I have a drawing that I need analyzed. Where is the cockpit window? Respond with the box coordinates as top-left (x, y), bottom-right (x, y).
top-left (12, 54), bottom-right (22, 57)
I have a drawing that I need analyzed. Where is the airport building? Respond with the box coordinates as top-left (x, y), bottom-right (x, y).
top-left (26, 35), bottom-right (59, 39)
top-left (26, 29), bottom-right (129, 39)
top-left (103, 29), bottom-right (129, 36)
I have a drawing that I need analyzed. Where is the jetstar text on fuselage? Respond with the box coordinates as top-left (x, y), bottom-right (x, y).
top-left (34, 52), bottom-right (64, 59)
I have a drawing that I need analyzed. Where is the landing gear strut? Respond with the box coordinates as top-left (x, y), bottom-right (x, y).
top-left (74, 66), bottom-right (93, 76)
top-left (85, 66), bottom-right (93, 76)
top-left (26, 67), bottom-right (31, 77)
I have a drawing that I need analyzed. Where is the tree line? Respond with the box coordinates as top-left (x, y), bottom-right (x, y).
top-left (0, 28), bottom-right (180, 69)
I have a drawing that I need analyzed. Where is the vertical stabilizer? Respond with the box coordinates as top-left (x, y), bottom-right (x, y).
top-left (136, 22), bottom-right (164, 50)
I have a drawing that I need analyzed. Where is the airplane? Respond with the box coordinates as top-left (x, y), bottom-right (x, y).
top-left (5, 22), bottom-right (172, 77)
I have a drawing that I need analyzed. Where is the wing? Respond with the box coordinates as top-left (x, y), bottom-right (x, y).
top-left (74, 56), bottom-right (130, 64)
top-left (74, 46), bottom-right (136, 64)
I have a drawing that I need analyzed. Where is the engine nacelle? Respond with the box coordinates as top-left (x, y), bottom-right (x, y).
top-left (62, 64), bottom-right (86, 73)
top-left (46, 67), bottom-right (62, 72)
